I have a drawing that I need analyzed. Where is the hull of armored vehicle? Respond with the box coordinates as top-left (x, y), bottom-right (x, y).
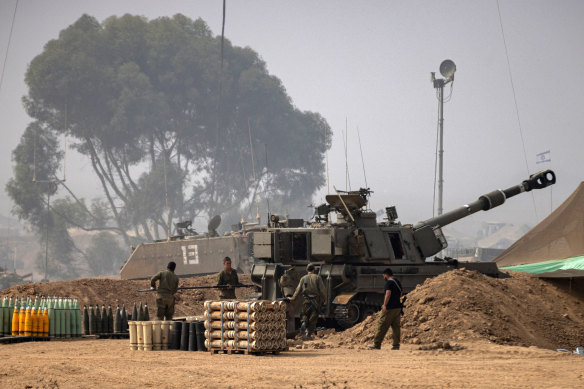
top-left (250, 231), bottom-right (498, 328)
top-left (120, 235), bottom-right (251, 280)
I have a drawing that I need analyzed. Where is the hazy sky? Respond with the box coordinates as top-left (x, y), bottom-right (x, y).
top-left (1, 0), bottom-right (582, 234)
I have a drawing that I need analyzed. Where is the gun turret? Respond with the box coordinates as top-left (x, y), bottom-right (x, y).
top-left (415, 170), bottom-right (556, 230)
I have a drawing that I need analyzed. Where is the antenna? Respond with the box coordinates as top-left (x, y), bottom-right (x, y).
top-left (32, 123), bottom-right (67, 282)
top-left (62, 104), bottom-right (67, 181)
top-left (248, 118), bottom-right (259, 218)
top-left (33, 126), bottom-right (37, 182)
top-left (163, 148), bottom-right (170, 240)
top-left (345, 118), bottom-right (348, 190)
top-left (264, 143), bottom-right (270, 216)
top-left (356, 126), bottom-right (368, 188)
top-left (324, 124), bottom-right (330, 194)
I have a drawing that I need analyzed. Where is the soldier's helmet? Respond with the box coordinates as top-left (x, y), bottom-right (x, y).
top-left (306, 263), bottom-right (315, 271)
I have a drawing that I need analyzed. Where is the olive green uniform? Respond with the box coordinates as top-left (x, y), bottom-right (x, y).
top-left (373, 308), bottom-right (401, 348)
top-left (217, 270), bottom-right (239, 299)
top-left (291, 273), bottom-right (326, 335)
top-left (150, 269), bottom-right (179, 320)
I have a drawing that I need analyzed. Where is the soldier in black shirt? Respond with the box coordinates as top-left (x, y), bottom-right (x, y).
top-left (369, 268), bottom-right (403, 350)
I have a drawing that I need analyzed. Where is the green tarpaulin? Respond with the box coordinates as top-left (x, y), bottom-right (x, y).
top-left (501, 255), bottom-right (584, 274)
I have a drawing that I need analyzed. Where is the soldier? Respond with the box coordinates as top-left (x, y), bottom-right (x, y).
top-left (150, 261), bottom-right (179, 320)
top-left (369, 268), bottom-right (403, 350)
top-left (290, 263), bottom-right (326, 340)
top-left (217, 257), bottom-right (239, 300)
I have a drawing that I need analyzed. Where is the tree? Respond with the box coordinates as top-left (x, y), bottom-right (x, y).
top-left (5, 123), bottom-right (82, 278)
top-left (8, 13), bottom-right (331, 278)
top-left (85, 232), bottom-right (127, 276)
top-left (0, 242), bottom-right (12, 271)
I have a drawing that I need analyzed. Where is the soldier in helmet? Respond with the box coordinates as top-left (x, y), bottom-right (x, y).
top-left (150, 261), bottom-right (179, 320)
top-left (290, 263), bottom-right (327, 340)
top-left (217, 256), bottom-right (239, 300)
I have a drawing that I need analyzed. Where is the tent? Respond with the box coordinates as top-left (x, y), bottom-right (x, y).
top-left (495, 182), bottom-right (584, 277)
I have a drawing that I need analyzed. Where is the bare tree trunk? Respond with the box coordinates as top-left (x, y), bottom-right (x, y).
top-left (86, 138), bottom-right (133, 246)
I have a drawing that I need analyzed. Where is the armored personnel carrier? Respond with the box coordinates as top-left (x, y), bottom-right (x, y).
top-left (120, 216), bottom-right (261, 280)
top-left (249, 170), bottom-right (556, 328)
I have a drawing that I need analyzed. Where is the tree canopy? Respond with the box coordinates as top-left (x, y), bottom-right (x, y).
top-left (7, 13), bottom-right (331, 278)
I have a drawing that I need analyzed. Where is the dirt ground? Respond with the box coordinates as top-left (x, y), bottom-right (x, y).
top-left (1, 338), bottom-right (583, 388)
top-left (2, 269), bottom-right (584, 388)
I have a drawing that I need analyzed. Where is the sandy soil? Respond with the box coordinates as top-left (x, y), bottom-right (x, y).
top-left (1, 338), bottom-right (583, 389)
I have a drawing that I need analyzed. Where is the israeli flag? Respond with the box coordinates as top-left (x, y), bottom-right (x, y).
top-left (536, 150), bottom-right (551, 164)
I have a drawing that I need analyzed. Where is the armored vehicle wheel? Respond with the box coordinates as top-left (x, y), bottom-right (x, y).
top-left (334, 303), bottom-right (360, 329)
top-left (360, 305), bottom-right (378, 321)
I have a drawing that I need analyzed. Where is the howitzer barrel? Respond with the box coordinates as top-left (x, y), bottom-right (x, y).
top-left (415, 170), bottom-right (556, 229)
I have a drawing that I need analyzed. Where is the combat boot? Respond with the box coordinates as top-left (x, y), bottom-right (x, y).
top-left (299, 322), bottom-right (307, 337)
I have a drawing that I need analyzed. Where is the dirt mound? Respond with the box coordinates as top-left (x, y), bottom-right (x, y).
top-left (0, 273), bottom-right (255, 317)
top-left (328, 269), bottom-right (584, 350)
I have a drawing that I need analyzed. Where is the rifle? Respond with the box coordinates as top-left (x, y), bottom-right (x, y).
top-left (302, 289), bottom-right (321, 314)
top-left (400, 294), bottom-right (407, 316)
top-left (137, 284), bottom-right (255, 293)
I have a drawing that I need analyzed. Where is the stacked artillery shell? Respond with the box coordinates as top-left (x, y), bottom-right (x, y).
top-left (1, 295), bottom-right (81, 338)
top-left (129, 320), bottom-right (172, 351)
top-left (203, 300), bottom-right (287, 352)
top-left (81, 303), bottom-right (131, 335)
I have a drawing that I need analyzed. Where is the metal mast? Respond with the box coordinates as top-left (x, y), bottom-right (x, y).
top-left (431, 59), bottom-right (456, 216)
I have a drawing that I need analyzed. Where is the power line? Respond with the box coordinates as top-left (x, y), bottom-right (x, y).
top-left (496, 0), bottom-right (538, 220)
top-left (0, 0), bottom-right (19, 93)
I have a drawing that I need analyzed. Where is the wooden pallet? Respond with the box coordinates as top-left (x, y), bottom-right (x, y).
top-left (0, 336), bottom-right (51, 344)
top-left (208, 347), bottom-right (282, 355)
top-left (96, 333), bottom-right (129, 339)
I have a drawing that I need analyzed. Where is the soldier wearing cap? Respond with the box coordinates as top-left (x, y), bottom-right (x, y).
top-left (150, 261), bottom-right (179, 320)
top-left (290, 263), bottom-right (327, 339)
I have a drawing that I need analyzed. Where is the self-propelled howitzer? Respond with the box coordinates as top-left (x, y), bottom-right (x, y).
top-left (249, 170), bottom-right (555, 329)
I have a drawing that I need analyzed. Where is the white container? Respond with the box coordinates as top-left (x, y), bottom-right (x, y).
top-left (136, 321), bottom-right (144, 351)
top-left (152, 321), bottom-right (162, 351)
top-left (128, 321), bottom-right (138, 351)
top-left (161, 321), bottom-right (170, 350)
top-left (142, 321), bottom-right (153, 351)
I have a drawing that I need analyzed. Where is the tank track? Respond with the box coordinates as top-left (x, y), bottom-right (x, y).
top-left (334, 305), bottom-right (357, 328)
